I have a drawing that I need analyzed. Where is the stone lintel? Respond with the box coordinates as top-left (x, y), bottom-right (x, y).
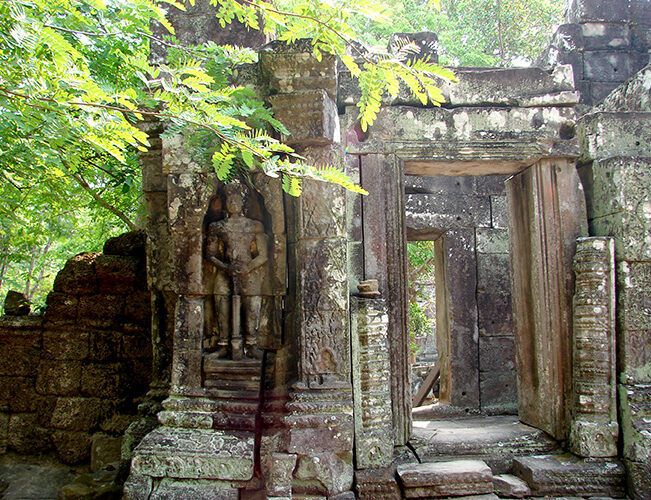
top-left (342, 105), bottom-right (579, 160)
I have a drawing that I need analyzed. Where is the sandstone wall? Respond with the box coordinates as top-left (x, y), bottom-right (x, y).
top-left (0, 232), bottom-right (152, 465)
top-left (577, 66), bottom-right (651, 498)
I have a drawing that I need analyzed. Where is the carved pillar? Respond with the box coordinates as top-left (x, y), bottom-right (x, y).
top-left (260, 40), bottom-right (354, 497)
top-left (351, 297), bottom-right (393, 469)
top-left (570, 238), bottom-right (618, 456)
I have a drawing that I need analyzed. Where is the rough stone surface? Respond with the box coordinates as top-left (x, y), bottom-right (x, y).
top-left (351, 298), bottom-right (393, 469)
top-left (90, 432), bottom-right (122, 472)
top-left (130, 427), bottom-right (254, 481)
top-left (410, 416), bottom-right (557, 474)
top-left (397, 459), bottom-right (493, 498)
top-left (512, 455), bottom-right (626, 497)
top-left (3, 291), bottom-right (31, 316)
top-left (492, 474), bottom-right (531, 498)
top-left (570, 237), bottom-right (619, 457)
top-left (354, 467), bottom-right (401, 499)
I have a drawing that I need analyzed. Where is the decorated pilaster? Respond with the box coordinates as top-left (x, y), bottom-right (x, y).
top-left (570, 237), bottom-right (618, 457)
top-left (260, 40), bottom-right (355, 497)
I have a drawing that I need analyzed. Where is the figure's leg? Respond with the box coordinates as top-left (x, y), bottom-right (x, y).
top-left (215, 295), bottom-right (230, 358)
top-left (243, 295), bottom-right (263, 359)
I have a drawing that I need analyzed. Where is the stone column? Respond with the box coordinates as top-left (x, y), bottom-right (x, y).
top-left (260, 40), bottom-right (355, 497)
top-left (570, 237), bottom-right (618, 457)
top-left (351, 297), bottom-right (393, 469)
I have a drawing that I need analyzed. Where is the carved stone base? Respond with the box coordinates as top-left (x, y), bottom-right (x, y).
top-left (512, 454), bottom-right (626, 497)
top-left (570, 420), bottom-right (619, 457)
top-left (129, 427), bottom-right (254, 482)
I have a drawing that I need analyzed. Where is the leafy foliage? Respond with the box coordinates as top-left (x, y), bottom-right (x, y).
top-left (348, 0), bottom-right (563, 67)
top-left (0, 0), bottom-right (456, 306)
top-left (407, 241), bottom-right (437, 355)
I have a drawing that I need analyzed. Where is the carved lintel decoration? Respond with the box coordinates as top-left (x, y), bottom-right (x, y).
top-left (570, 237), bottom-right (618, 457)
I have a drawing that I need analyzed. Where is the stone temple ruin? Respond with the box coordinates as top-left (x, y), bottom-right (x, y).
top-left (0, 0), bottom-right (650, 498)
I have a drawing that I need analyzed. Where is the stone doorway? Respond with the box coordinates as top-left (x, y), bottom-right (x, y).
top-left (400, 158), bottom-right (586, 444)
top-left (405, 173), bottom-right (518, 416)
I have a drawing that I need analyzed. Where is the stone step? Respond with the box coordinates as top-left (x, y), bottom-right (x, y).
top-left (492, 474), bottom-right (531, 498)
top-left (410, 416), bottom-right (559, 473)
top-left (397, 459), bottom-right (493, 498)
top-left (512, 454), bottom-right (626, 498)
top-left (203, 356), bottom-right (263, 392)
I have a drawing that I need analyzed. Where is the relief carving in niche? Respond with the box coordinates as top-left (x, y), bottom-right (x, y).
top-left (203, 180), bottom-right (283, 364)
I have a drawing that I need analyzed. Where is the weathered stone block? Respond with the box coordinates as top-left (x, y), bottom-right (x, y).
top-left (298, 238), bottom-right (347, 312)
top-left (0, 376), bottom-right (35, 412)
top-left (492, 474), bottom-right (531, 498)
top-left (268, 90), bottom-right (340, 146)
top-left (170, 230), bottom-right (205, 295)
top-left (599, 66), bottom-right (651, 112)
top-left (167, 172), bottom-right (216, 230)
top-left (0, 412), bottom-right (8, 453)
top-left (43, 292), bottom-right (78, 324)
top-left (406, 193), bottom-right (491, 231)
top-left (405, 175), bottom-right (475, 195)
top-left (7, 413), bottom-right (51, 454)
top-left (80, 363), bottom-right (121, 398)
top-left (52, 252), bottom-right (99, 294)
top-left (566, 0), bottom-right (631, 23)
top-left (94, 254), bottom-right (141, 293)
top-left (592, 81), bottom-right (624, 102)
top-left (625, 459), bottom-right (651, 500)
top-left (0, 331), bottom-right (40, 376)
top-left (618, 384), bottom-right (651, 462)
top-left (122, 331), bottom-right (153, 359)
top-left (490, 195), bottom-right (509, 229)
top-left (293, 452), bottom-right (353, 496)
top-left (259, 40), bottom-right (337, 99)
top-left (123, 473), bottom-right (154, 500)
top-left (476, 228), bottom-right (509, 254)
top-left (477, 253), bottom-right (511, 292)
top-left (50, 397), bottom-right (111, 431)
top-left (88, 332), bottom-right (119, 362)
top-left (579, 112), bottom-right (651, 161)
top-left (570, 421), bottom-right (619, 457)
top-left (266, 453), bottom-right (297, 497)
top-left (581, 22), bottom-right (631, 49)
top-left (355, 466), bottom-right (401, 500)
top-left (35, 360), bottom-right (81, 395)
top-left (131, 427), bottom-right (254, 481)
top-left (478, 292), bottom-right (514, 336)
top-left (77, 294), bottom-right (125, 327)
top-left (475, 175), bottom-right (507, 196)
top-left (90, 433), bottom-right (122, 472)
top-left (149, 479), bottom-right (239, 500)
top-left (512, 455), bottom-right (625, 497)
top-left (397, 459), bottom-right (493, 498)
top-left (42, 331), bottom-right (89, 361)
top-left (123, 291), bottom-right (152, 325)
top-left (3, 290), bottom-right (30, 316)
top-left (590, 211), bottom-right (651, 261)
top-left (51, 430), bottom-right (92, 464)
top-left (480, 370), bottom-right (518, 414)
top-left (585, 157), bottom-right (651, 220)
top-left (479, 337), bottom-right (515, 372)
top-left (297, 178), bottom-right (346, 239)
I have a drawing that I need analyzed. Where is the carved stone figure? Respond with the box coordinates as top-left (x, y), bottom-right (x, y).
top-left (205, 184), bottom-right (268, 360)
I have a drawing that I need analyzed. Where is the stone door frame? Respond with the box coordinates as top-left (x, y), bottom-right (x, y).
top-left (377, 154), bottom-right (584, 442)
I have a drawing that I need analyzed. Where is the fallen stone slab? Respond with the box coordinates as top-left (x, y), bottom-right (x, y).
top-left (493, 474), bottom-right (531, 498)
top-left (512, 455), bottom-right (625, 497)
top-left (397, 459), bottom-right (493, 498)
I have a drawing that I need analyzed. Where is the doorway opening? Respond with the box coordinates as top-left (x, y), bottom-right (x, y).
top-left (405, 173), bottom-right (518, 418)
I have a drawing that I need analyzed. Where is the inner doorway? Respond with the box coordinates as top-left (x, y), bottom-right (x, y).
top-left (405, 174), bottom-right (518, 416)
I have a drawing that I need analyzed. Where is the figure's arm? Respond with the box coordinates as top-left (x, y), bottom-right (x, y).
top-left (241, 231), bottom-right (268, 275)
top-left (206, 227), bottom-right (229, 271)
